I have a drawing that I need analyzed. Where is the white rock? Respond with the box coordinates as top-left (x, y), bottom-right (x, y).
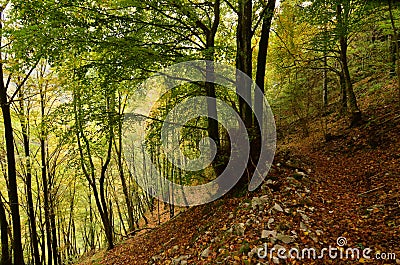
top-left (276, 234), bottom-right (295, 244)
top-left (261, 230), bottom-right (277, 239)
top-left (267, 218), bottom-right (274, 228)
top-left (271, 203), bottom-right (283, 212)
top-left (201, 247), bottom-right (210, 258)
top-left (300, 213), bottom-right (309, 222)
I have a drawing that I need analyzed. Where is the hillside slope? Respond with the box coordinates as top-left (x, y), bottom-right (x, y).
top-left (80, 83), bottom-right (400, 265)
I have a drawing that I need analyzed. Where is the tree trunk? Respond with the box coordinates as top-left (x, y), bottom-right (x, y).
top-left (0, 64), bottom-right (25, 265)
top-left (115, 96), bottom-right (135, 232)
top-left (236, 0), bottom-right (253, 129)
top-left (323, 54), bottom-right (328, 111)
top-left (0, 196), bottom-right (10, 265)
top-left (40, 89), bottom-right (53, 265)
top-left (205, 0), bottom-right (220, 148)
top-left (388, 0), bottom-right (400, 105)
top-left (339, 70), bottom-right (347, 114)
top-left (337, 4), bottom-right (361, 126)
top-left (255, 0), bottom-right (276, 128)
top-left (19, 93), bottom-right (41, 265)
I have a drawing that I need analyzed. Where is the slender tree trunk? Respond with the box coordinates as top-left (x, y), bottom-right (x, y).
top-left (388, 0), bottom-right (400, 104)
top-left (0, 62), bottom-right (25, 265)
top-left (323, 55), bottom-right (328, 111)
top-left (40, 89), bottom-right (53, 265)
top-left (19, 92), bottom-right (41, 265)
top-left (0, 196), bottom-right (10, 265)
top-left (115, 97), bottom-right (135, 232)
top-left (255, 0), bottom-right (276, 128)
top-left (74, 87), bottom-right (114, 250)
top-left (337, 4), bottom-right (361, 126)
top-left (49, 176), bottom-right (59, 265)
top-left (339, 70), bottom-right (347, 114)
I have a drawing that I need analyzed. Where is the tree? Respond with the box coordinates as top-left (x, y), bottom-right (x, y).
top-left (306, 0), bottom-right (368, 125)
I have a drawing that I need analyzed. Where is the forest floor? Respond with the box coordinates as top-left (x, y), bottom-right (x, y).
top-left (79, 81), bottom-right (400, 264)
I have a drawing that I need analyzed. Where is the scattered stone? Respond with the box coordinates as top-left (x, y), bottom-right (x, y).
top-left (245, 219), bottom-right (252, 226)
top-left (310, 233), bottom-right (318, 243)
top-left (293, 171), bottom-right (307, 180)
top-left (265, 179), bottom-right (274, 185)
top-left (211, 236), bottom-right (220, 243)
top-left (171, 255), bottom-right (189, 265)
top-left (267, 218), bottom-right (275, 228)
top-left (252, 195), bottom-right (272, 211)
top-left (300, 213), bottom-right (309, 222)
top-left (228, 213), bottom-right (234, 219)
top-left (151, 255), bottom-right (162, 262)
top-left (276, 234), bottom-right (295, 244)
top-left (232, 223), bottom-right (245, 236)
top-left (271, 203), bottom-right (283, 212)
top-left (261, 230), bottom-right (277, 239)
top-left (201, 247), bottom-right (210, 258)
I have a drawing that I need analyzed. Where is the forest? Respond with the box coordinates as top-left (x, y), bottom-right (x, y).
top-left (0, 0), bottom-right (399, 264)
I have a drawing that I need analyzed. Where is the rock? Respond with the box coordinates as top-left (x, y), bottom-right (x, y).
top-left (276, 233), bottom-right (295, 244)
top-left (245, 219), bottom-right (252, 226)
top-left (286, 177), bottom-right (301, 187)
top-left (172, 245), bottom-right (179, 251)
top-left (293, 171), bottom-right (307, 180)
top-left (310, 233), bottom-right (318, 243)
top-left (266, 179), bottom-right (274, 185)
top-left (272, 256), bottom-right (280, 264)
top-left (261, 230), bottom-right (277, 239)
top-left (271, 203), bottom-right (283, 212)
top-left (232, 223), bottom-right (245, 236)
top-left (267, 218), bottom-right (275, 228)
top-left (172, 255), bottom-right (189, 265)
top-left (228, 213), bottom-right (234, 219)
top-left (252, 197), bottom-right (263, 210)
top-left (211, 236), bottom-right (220, 243)
top-left (152, 255), bottom-right (162, 262)
top-left (252, 196), bottom-right (271, 211)
top-left (300, 213), bottom-right (309, 222)
top-left (300, 222), bottom-right (307, 231)
top-left (201, 247), bottom-right (210, 258)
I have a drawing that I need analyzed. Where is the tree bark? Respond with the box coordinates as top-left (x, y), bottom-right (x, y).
top-left (0, 57), bottom-right (25, 265)
top-left (0, 196), bottom-right (10, 265)
top-left (255, 0), bottom-right (276, 127)
top-left (388, 0), bottom-right (400, 105)
top-left (236, 0), bottom-right (253, 129)
top-left (40, 88), bottom-right (54, 265)
top-left (19, 92), bottom-right (41, 265)
top-left (337, 3), bottom-right (361, 126)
